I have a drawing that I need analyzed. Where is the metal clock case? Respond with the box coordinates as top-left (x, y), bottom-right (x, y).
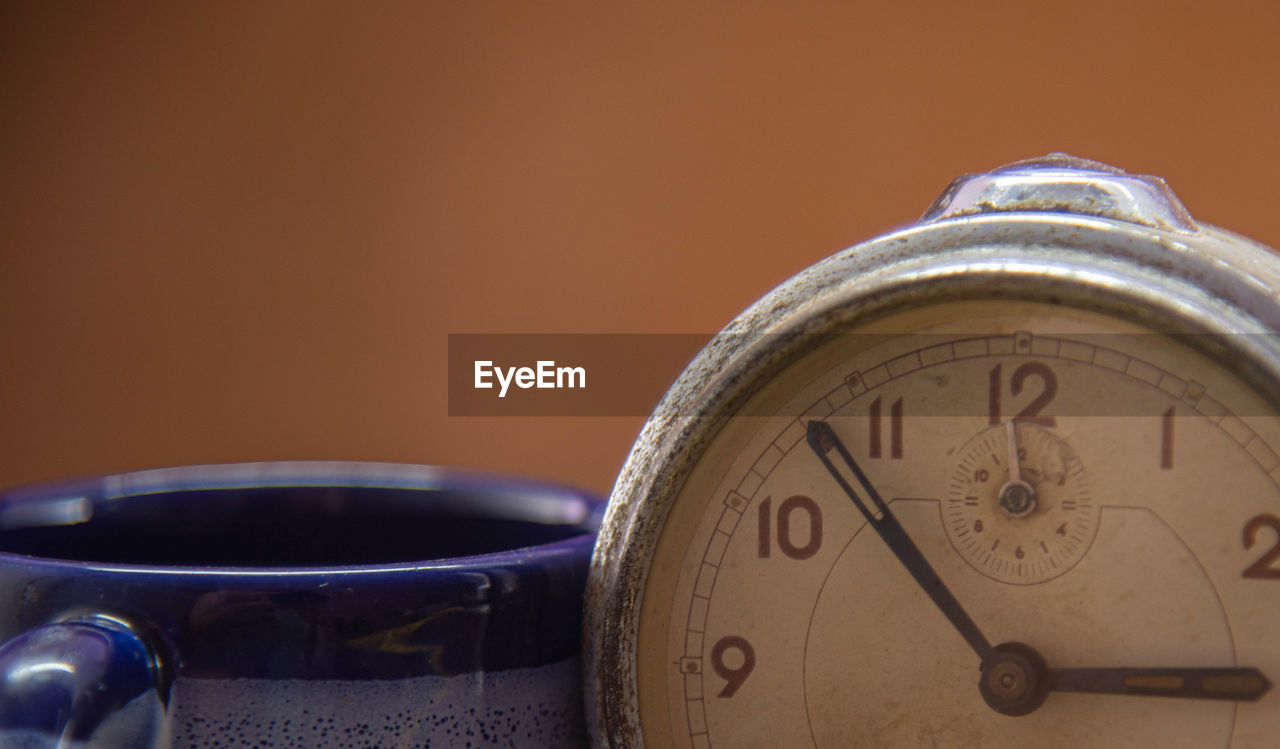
top-left (586, 155), bottom-right (1280, 748)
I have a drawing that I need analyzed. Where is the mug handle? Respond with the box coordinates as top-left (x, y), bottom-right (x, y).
top-left (0, 614), bottom-right (168, 747)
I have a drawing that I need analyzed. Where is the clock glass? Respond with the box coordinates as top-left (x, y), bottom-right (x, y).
top-left (635, 300), bottom-right (1278, 748)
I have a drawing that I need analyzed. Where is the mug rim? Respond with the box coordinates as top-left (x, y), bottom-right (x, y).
top-left (0, 460), bottom-right (604, 577)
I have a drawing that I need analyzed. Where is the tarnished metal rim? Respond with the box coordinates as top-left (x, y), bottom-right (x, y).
top-left (584, 212), bottom-right (1280, 748)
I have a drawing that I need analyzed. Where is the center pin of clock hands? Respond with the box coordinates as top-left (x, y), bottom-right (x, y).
top-left (804, 419), bottom-right (1272, 715)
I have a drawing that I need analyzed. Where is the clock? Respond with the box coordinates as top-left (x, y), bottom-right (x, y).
top-left (586, 155), bottom-right (1280, 748)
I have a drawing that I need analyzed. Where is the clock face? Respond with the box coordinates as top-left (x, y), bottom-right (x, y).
top-left (633, 300), bottom-right (1280, 748)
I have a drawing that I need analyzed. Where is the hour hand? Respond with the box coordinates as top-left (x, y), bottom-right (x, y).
top-left (978, 643), bottom-right (1272, 716)
top-left (1051, 665), bottom-right (1272, 702)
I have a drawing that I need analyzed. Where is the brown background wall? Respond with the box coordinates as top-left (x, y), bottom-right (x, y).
top-left (3, 2), bottom-right (1279, 496)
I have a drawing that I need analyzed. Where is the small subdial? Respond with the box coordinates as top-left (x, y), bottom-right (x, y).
top-left (945, 421), bottom-right (1099, 584)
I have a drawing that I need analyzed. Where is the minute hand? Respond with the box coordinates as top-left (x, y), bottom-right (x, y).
top-left (806, 420), bottom-right (993, 662)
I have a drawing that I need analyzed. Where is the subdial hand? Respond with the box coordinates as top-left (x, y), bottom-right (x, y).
top-left (806, 420), bottom-right (993, 662)
top-left (998, 419), bottom-right (1036, 517)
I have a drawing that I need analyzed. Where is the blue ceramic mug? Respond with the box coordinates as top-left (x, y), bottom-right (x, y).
top-left (0, 462), bottom-right (603, 748)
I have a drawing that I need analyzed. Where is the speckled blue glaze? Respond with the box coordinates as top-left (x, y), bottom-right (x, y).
top-left (0, 462), bottom-right (602, 748)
